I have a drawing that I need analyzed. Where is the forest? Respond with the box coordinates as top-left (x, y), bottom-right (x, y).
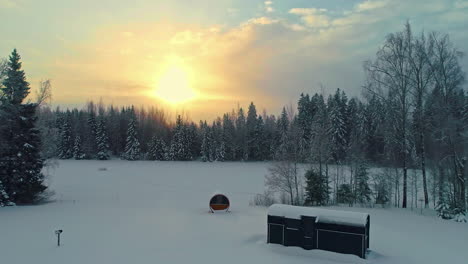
top-left (1, 23), bottom-right (467, 221)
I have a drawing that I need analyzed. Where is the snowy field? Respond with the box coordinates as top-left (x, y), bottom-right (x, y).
top-left (1, 160), bottom-right (467, 264)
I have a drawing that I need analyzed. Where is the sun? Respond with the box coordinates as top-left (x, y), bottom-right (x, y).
top-left (153, 58), bottom-right (198, 105)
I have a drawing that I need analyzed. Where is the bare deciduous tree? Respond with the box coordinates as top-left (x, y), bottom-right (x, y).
top-left (265, 161), bottom-right (300, 205)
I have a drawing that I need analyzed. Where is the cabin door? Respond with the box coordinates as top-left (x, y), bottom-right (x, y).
top-left (301, 216), bottom-right (316, 249)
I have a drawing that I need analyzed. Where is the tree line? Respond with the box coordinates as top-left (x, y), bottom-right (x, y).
top-left (0, 23), bottom-right (467, 222)
top-left (264, 23), bottom-right (467, 221)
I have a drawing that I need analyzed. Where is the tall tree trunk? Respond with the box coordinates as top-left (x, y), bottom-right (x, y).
top-left (294, 162), bottom-right (299, 205)
top-left (403, 158), bottom-right (408, 208)
top-left (421, 137), bottom-right (429, 208)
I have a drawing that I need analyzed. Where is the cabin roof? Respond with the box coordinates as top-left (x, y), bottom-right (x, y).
top-left (268, 204), bottom-right (369, 227)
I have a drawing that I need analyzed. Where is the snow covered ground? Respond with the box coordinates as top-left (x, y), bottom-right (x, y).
top-left (1, 160), bottom-right (467, 264)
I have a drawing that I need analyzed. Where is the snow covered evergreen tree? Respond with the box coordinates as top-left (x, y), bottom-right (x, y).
top-left (147, 136), bottom-right (166, 161)
top-left (354, 163), bottom-right (372, 205)
top-left (123, 118), bottom-right (140, 160)
top-left (96, 118), bottom-right (110, 160)
top-left (304, 169), bottom-right (329, 206)
top-left (246, 102), bottom-right (258, 160)
top-left (0, 49), bottom-right (47, 204)
top-left (337, 184), bottom-right (354, 205)
top-left (0, 180), bottom-right (13, 206)
top-left (57, 112), bottom-right (73, 159)
top-left (276, 107), bottom-right (289, 159)
top-left (216, 140), bottom-right (226, 161)
top-left (222, 113), bottom-right (236, 160)
top-left (200, 122), bottom-right (211, 162)
top-left (374, 174), bottom-right (390, 207)
top-left (328, 89), bottom-right (348, 163)
top-left (297, 93), bottom-right (313, 153)
top-left (85, 110), bottom-right (98, 157)
top-left (169, 115), bottom-right (192, 161)
top-left (73, 135), bottom-right (85, 160)
top-left (235, 107), bottom-right (247, 160)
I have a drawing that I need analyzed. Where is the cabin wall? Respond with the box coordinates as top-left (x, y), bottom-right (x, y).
top-left (267, 214), bottom-right (369, 259)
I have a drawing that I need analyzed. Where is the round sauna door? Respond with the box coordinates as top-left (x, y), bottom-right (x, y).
top-left (209, 194), bottom-right (230, 212)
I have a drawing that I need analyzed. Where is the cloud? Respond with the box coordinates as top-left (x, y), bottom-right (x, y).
top-left (245, 17), bottom-right (279, 25)
top-left (264, 0), bottom-right (275, 13)
top-left (289, 8), bottom-right (330, 28)
top-left (355, 0), bottom-right (389, 12)
top-left (33, 0), bottom-right (468, 120)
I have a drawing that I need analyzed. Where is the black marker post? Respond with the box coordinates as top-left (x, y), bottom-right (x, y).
top-left (55, 230), bottom-right (63, 246)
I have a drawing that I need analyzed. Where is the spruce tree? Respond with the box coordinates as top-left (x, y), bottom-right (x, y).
top-left (337, 184), bottom-right (354, 205)
top-left (246, 102), bottom-right (259, 160)
top-left (148, 136), bottom-right (166, 161)
top-left (276, 107), bottom-right (289, 159)
top-left (123, 118), bottom-right (140, 160)
top-left (0, 180), bottom-right (13, 206)
top-left (147, 136), bottom-right (158, 161)
top-left (96, 118), bottom-right (110, 160)
top-left (85, 111), bottom-right (97, 157)
top-left (235, 107), bottom-right (247, 160)
top-left (329, 89), bottom-right (348, 163)
top-left (304, 169), bottom-right (329, 206)
top-left (0, 50), bottom-right (46, 204)
top-left (354, 163), bottom-right (372, 205)
top-left (57, 112), bottom-right (73, 159)
top-left (222, 114), bottom-right (236, 160)
top-left (170, 115), bottom-right (192, 161)
top-left (200, 126), bottom-right (211, 162)
top-left (216, 140), bottom-right (226, 161)
top-left (73, 135), bottom-right (85, 160)
top-left (1, 49), bottom-right (30, 104)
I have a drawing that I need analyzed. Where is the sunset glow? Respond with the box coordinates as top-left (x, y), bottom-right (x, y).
top-left (153, 58), bottom-right (198, 105)
top-left (1, 0), bottom-right (467, 120)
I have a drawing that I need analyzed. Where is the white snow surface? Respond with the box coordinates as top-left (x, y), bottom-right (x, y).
top-left (1, 160), bottom-right (468, 264)
top-left (268, 204), bottom-right (369, 227)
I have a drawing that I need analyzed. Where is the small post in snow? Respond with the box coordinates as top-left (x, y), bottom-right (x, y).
top-left (55, 230), bottom-right (63, 246)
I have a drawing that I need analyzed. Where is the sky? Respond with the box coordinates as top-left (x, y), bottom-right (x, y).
top-left (1, 0), bottom-right (468, 121)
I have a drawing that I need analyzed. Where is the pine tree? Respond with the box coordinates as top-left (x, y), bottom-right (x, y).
top-left (73, 135), bottom-right (85, 160)
top-left (304, 169), bottom-right (329, 206)
top-left (96, 118), bottom-right (110, 160)
top-left (123, 118), bottom-right (140, 160)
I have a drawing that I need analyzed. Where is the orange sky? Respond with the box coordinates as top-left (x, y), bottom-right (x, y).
top-left (1, 0), bottom-right (467, 121)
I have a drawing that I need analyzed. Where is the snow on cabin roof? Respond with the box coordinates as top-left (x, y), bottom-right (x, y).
top-left (268, 204), bottom-right (369, 227)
